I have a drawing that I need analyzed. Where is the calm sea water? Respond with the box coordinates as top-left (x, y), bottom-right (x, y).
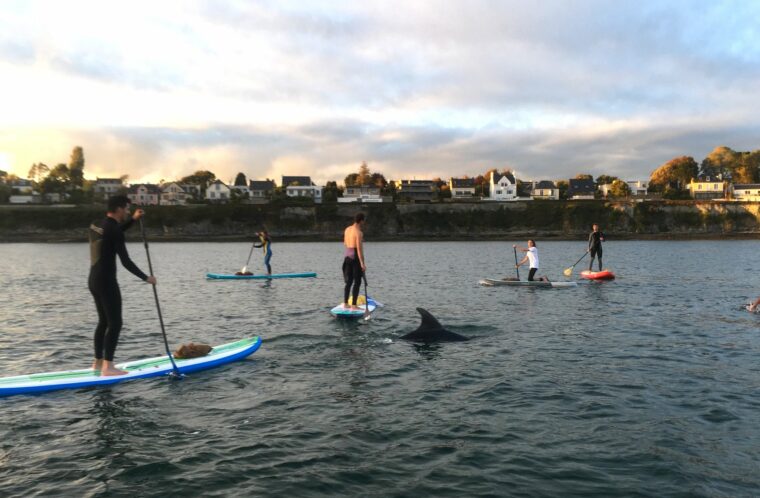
top-left (1, 240), bottom-right (760, 497)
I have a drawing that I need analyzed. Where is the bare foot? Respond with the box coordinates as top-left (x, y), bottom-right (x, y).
top-left (750, 304), bottom-right (757, 312)
top-left (100, 360), bottom-right (128, 376)
top-left (91, 359), bottom-right (103, 371)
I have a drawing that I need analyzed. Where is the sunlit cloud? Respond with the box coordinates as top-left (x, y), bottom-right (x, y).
top-left (1, 0), bottom-right (760, 184)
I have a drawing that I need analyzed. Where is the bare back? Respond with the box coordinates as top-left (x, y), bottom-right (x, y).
top-left (343, 223), bottom-right (364, 263)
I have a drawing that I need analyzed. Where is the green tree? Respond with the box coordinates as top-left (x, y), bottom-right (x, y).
top-left (369, 172), bottom-right (387, 189)
top-left (40, 163), bottom-right (70, 198)
top-left (344, 173), bottom-right (360, 187)
top-left (608, 179), bottom-right (631, 198)
top-left (649, 156), bottom-right (698, 191)
top-left (323, 181), bottom-right (342, 203)
top-left (69, 146), bottom-right (85, 188)
top-left (180, 170), bottom-right (216, 197)
top-left (595, 175), bottom-right (618, 185)
top-left (234, 172), bottom-right (247, 186)
top-left (556, 180), bottom-right (569, 200)
top-left (575, 173), bottom-right (594, 181)
top-left (28, 162), bottom-right (50, 183)
top-left (734, 150), bottom-right (760, 184)
top-left (358, 161), bottom-right (371, 185)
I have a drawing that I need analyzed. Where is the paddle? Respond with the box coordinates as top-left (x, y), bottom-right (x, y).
top-left (139, 217), bottom-right (182, 378)
top-left (362, 274), bottom-right (371, 321)
top-left (563, 251), bottom-right (589, 277)
top-left (513, 246), bottom-right (520, 281)
top-left (240, 238), bottom-right (257, 274)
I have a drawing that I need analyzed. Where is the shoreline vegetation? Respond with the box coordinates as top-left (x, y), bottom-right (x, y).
top-left (2, 201), bottom-right (760, 243)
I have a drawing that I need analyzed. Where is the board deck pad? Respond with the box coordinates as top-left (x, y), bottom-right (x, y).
top-left (0, 337), bottom-right (262, 397)
top-left (330, 298), bottom-right (382, 318)
top-left (479, 278), bottom-right (578, 288)
top-left (206, 272), bottom-right (317, 280)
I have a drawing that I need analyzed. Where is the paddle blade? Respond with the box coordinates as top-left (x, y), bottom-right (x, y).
top-left (563, 267), bottom-right (573, 276)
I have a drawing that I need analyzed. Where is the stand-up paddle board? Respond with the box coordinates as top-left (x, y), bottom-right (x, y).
top-left (580, 270), bottom-right (615, 280)
top-left (206, 272), bottom-right (316, 280)
top-left (479, 279), bottom-right (577, 288)
top-left (330, 298), bottom-right (382, 318)
top-left (0, 337), bottom-right (262, 397)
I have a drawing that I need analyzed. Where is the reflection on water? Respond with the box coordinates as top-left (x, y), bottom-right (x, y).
top-left (2, 240), bottom-right (760, 497)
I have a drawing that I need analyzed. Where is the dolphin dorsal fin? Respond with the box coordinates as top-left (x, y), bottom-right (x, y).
top-left (416, 308), bottom-right (443, 330)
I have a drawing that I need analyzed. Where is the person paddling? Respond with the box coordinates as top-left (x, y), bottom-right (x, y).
top-left (343, 213), bottom-right (366, 309)
top-left (514, 240), bottom-right (548, 282)
top-left (88, 195), bottom-right (156, 376)
top-left (588, 223), bottom-right (605, 271)
top-left (254, 230), bottom-right (272, 276)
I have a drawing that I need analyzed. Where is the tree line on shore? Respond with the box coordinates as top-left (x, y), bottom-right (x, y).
top-left (1, 145), bottom-right (759, 204)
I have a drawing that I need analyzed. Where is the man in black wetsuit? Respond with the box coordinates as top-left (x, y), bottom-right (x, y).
top-left (89, 195), bottom-right (156, 376)
top-left (588, 223), bottom-right (605, 271)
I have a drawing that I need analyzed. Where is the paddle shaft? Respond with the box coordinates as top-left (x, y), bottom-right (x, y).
top-left (570, 251), bottom-right (588, 269)
top-left (139, 218), bottom-right (181, 377)
top-left (363, 273), bottom-right (370, 319)
top-left (513, 247), bottom-right (520, 280)
top-left (242, 239), bottom-right (256, 270)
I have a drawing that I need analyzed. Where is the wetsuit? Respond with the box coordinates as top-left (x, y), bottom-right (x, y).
top-left (342, 247), bottom-right (363, 305)
top-left (257, 234), bottom-right (272, 274)
top-left (588, 230), bottom-right (604, 271)
top-left (88, 217), bottom-right (148, 361)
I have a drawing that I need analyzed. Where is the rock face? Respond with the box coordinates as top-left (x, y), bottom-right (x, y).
top-left (1, 201), bottom-right (759, 241)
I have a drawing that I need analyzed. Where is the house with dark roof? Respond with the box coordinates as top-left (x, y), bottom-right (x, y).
top-left (730, 183), bottom-right (760, 201)
top-left (160, 182), bottom-right (188, 205)
top-left (567, 179), bottom-right (596, 200)
top-left (449, 178), bottom-right (476, 198)
top-left (282, 176), bottom-right (322, 203)
top-left (249, 179), bottom-right (276, 200)
top-left (531, 180), bottom-right (559, 200)
top-left (487, 171), bottom-right (517, 201)
top-left (128, 184), bottom-right (162, 205)
top-left (339, 185), bottom-right (383, 203)
top-left (393, 179), bottom-right (435, 202)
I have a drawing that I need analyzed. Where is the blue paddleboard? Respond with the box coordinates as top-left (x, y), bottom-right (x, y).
top-left (206, 272), bottom-right (317, 280)
top-left (0, 337), bottom-right (262, 397)
top-left (330, 298), bottom-right (382, 319)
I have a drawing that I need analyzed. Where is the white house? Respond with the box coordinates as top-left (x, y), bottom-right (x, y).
top-left (206, 179), bottom-right (231, 203)
top-left (282, 176), bottom-right (322, 203)
top-left (626, 180), bottom-right (648, 196)
top-left (449, 178), bottom-right (476, 198)
top-left (730, 183), bottom-right (760, 201)
top-left (688, 178), bottom-right (725, 200)
top-left (339, 185), bottom-right (384, 203)
top-left (487, 171), bottom-right (517, 201)
top-left (94, 178), bottom-right (123, 199)
top-left (10, 179), bottom-right (34, 195)
top-left (128, 184), bottom-right (161, 205)
top-left (531, 180), bottom-right (559, 200)
top-left (160, 182), bottom-right (188, 205)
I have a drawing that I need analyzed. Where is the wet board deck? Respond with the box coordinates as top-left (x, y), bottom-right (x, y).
top-left (206, 272), bottom-right (317, 280)
top-left (0, 337), bottom-right (262, 397)
top-left (330, 298), bottom-right (381, 318)
top-left (580, 270), bottom-right (616, 280)
top-left (479, 279), bottom-right (578, 288)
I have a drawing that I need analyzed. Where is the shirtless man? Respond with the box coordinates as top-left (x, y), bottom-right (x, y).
top-left (342, 213), bottom-right (366, 309)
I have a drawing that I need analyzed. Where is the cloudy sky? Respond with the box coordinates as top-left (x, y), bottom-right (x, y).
top-left (1, 0), bottom-right (759, 185)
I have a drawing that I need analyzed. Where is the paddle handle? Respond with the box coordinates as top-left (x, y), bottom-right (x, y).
top-left (139, 218), bottom-right (181, 377)
top-left (513, 246), bottom-right (520, 280)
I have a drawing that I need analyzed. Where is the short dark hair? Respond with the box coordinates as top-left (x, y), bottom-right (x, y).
top-left (354, 212), bottom-right (365, 223)
top-left (107, 195), bottom-right (131, 212)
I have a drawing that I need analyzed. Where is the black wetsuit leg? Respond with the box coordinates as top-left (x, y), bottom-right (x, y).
top-left (89, 278), bottom-right (123, 361)
top-left (589, 246), bottom-right (602, 271)
top-left (343, 257), bottom-right (363, 304)
top-left (528, 268), bottom-right (537, 281)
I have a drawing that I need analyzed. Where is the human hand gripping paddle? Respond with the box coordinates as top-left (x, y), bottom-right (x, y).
top-left (139, 217), bottom-right (182, 378)
top-left (563, 250), bottom-right (589, 277)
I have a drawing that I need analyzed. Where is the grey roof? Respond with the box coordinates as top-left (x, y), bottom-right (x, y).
top-left (282, 176), bottom-right (313, 187)
top-left (491, 171), bottom-right (516, 184)
top-left (568, 178), bottom-right (595, 195)
top-left (534, 180), bottom-right (557, 189)
top-left (249, 179), bottom-right (275, 191)
top-left (450, 178), bottom-right (476, 188)
top-left (128, 183), bottom-right (162, 194)
top-left (732, 183), bottom-right (760, 189)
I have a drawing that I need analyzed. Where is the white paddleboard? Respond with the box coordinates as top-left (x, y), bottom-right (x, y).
top-left (479, 278), bottom-right (577, 288)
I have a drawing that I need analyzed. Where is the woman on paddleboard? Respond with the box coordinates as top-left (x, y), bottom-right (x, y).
top-left (342, 213), bottom-right (366, 309)
top-left (254, 230), bottom-right (272, 275)
top-left (514, 240), bottom-right (547, 282)
top-left (588, 223), bottom-right (605, 271)
top-left (88, 195), bottom-right (156, 376)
